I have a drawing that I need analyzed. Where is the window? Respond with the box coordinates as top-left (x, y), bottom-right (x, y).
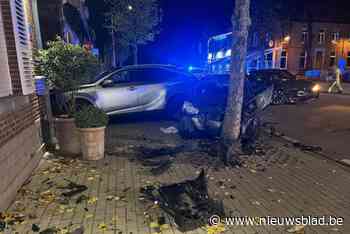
top-left (301, 29), bottom-right (308, 44)
top-left (0, 8), bottom-right (12, 97)
top-left (299, 51), bottom-right (307, 69)
top-left (315, 51), bottom-right (324, 69)
top-left (347, 52), bottom-right (350, 67)
top-left (264, 52), bottom-right (273, 68)
top-left (332, 32), bottom-right (340, 42)
top-left (280, 49), bottom-right (288, 69)
top-left (329, 50), bottom-right (336, 67)
top-left (10, 0), bottom-right (34, 95)
top-left (318, 30), bottom-right (326, 44)
top-left (265, 32), bottom-right (271, 43)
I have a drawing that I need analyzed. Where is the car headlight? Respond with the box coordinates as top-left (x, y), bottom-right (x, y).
top-left (312, 84), bottom-right (320, 92)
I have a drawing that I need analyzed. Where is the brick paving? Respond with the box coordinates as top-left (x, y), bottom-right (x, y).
top-left (3, 124), bottom-right (350, 234)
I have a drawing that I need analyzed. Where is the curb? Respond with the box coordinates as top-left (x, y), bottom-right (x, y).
top-left (263, 128), bottom-right (350, 168)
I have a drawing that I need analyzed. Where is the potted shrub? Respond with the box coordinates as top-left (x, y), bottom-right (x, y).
top-left (75, 106), bottom-right (109, 161)
top-left (35, 37), bottom-right (98, 155)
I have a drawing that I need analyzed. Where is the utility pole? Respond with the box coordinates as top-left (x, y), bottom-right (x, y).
top-left (221, 0), bottom-right (251, 163)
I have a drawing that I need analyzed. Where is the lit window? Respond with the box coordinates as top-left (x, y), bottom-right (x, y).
top-left (225, 49), bottom-right (232, 57)
top-left (216, 51), bottom-right (224, 59)
top-left (264, 52), bottom-right (273, 68)
top-left (329, 50), bottom-right (336, 67)
top-left (280, 49), bottom-right (288, 69)
top-left (208, 53), bottom-right (213, 61)
top-left (299, 51), bottom-right (307, 69)
top-left (226, 63), bottom-right (231, 71)
top-left (332, 32), bottom-right (340, 42)
top-left (318, 30), bottom-right (325, 44)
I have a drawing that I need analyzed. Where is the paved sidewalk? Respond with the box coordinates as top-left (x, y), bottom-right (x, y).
top-left (2, 133), bottom-right (350, 234)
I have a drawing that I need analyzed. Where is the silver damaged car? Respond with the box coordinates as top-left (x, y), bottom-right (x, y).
top-left (75, 65), bottom-right (197, 117)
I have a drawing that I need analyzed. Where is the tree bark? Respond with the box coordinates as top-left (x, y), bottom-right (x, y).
top-left (221, 0), bottom-right (251, 163)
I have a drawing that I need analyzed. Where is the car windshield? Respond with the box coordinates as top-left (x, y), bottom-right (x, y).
top-left (80, 69), bottom-right (119, 85)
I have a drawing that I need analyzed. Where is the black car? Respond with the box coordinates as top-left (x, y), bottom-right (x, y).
top-left (248, 69), bottom-right (320, 105)
top-left (179, 74), bottom-right (274, 145)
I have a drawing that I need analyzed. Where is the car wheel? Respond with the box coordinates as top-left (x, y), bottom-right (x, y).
top-left (272, 89), bottom-right (288, 105)
top-left (166, 97), bottom-right (184, 120)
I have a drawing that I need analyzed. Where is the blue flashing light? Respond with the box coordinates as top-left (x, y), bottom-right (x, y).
top-left (188, 66), bottom-right (194, 71)
top-left (216, 51), bottom-right (224, 59)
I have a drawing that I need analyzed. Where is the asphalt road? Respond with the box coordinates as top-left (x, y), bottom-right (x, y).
top-left (263, 93), bottom-right (350, 162)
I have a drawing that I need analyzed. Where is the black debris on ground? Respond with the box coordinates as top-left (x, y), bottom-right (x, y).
top-left (292, 142), bottom-right (323, 153)
top-left (140, 169), bottom-right (225, 232)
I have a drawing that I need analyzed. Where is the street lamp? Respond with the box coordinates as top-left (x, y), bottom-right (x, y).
top-left (127, 5), bottom-right (133, 11)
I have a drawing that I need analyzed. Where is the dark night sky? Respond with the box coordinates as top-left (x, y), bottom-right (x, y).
top-left (140, 0), bottom-right (350, 67)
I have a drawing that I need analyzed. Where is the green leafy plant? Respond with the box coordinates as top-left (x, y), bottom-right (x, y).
top-left (35, 37), bottom-right (99, 116)
top-left (75, 106), bottom-right (109, 128)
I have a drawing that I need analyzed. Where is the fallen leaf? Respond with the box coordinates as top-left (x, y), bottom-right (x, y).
top-left (98, 223), bottom-right (108, 231)
top-left (206, 223), bottom-right (225, 234)
top-left (287, 225), bottom-right (305, 233)
top-left (87, 197), bottom-right (98, 205)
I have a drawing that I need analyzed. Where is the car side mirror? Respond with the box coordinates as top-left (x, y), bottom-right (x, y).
top-left (101, 79), bottom-right (114, 88)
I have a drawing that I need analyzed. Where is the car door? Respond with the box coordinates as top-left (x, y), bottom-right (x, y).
top-left (135, 68), bottom-right (170, 109)
top-left (96, 70), bottom-right (139, 113)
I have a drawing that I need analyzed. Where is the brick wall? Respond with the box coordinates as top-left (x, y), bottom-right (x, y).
top-left (0, 0), bottom-right (44, 210)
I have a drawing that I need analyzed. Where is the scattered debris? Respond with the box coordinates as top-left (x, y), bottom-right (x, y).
top-left (160, 126), bottom-right (179, 134)
top-left (32, 223), bottom-right (40, 232)
top-left (140, 169), bottom-right (225, 232)
top-left (59, 179), bottom-right (88, 198)
top-left (292, 142), bottom-right (322, 152)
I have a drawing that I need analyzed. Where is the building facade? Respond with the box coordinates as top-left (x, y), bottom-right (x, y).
top-left (0, 0), bottom-right (44, 210)
top-left (247, 21), bottom-right (350, 78)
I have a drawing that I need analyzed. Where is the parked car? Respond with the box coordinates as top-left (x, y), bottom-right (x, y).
top-left (74, 64), bottom-right (197, 117)
top-left (179, 74), bottom-right (274, 146)
top-left (248, 69), bottom-right (320, 105)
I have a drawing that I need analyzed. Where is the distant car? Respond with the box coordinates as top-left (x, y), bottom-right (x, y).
top-left (248, 69), bottom-right (320, 105)
top-left (179, 74), bottom-right (274, 143)
top-left (75, 64), bottom-right (197, 117)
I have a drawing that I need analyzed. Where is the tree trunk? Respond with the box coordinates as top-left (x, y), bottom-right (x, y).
top-left (221, 0), bottom-right (251, 163)
top-left (133, 44), bottom-right (138, 65)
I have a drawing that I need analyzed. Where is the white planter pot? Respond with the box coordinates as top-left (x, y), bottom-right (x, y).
top-left (79, 127), bottom-right (106, 161)
top-left (54, 118), bottom-right (81, 156)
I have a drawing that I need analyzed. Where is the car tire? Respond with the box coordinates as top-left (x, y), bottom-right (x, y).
top-left (166, 96), bottom-right (184, 120)
top-left (272, 89), bottom-right (289, 105)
